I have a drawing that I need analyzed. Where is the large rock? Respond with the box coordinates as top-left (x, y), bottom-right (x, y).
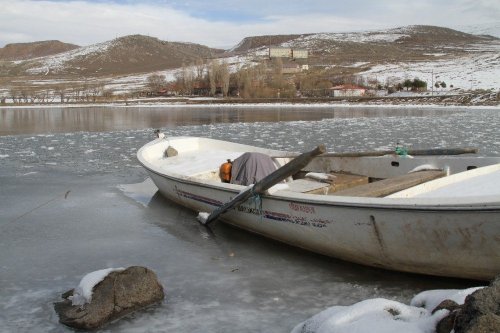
top-left (454, 276), bottom-right (500, 333)
top-left (434, 300), bottom-right (461, 333)
top-left (54, 266), bottom-right (164, 330)
top-left (434, 276), bottom-right (500, 333)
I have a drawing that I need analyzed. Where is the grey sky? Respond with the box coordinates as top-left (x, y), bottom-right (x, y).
top-left (0, 0), bottom-right (498, 48)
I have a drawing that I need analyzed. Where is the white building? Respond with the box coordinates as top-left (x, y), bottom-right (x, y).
top-left (269, 47), bottom-right (292, 58)
top-left (292, 49), bottom-right (308, 59)
top-left (330, 85), bottom-right (366, 97)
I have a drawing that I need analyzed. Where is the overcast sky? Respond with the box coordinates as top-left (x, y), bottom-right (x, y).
top-left (1, 0), bottom-right (499, 49)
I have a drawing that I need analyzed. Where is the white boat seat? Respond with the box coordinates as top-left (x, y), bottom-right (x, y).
top-left (160, 151), bottom-right (244, 177)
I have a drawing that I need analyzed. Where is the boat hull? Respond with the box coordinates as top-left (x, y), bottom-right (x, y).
top-left (138, 137), bottom-right (500, 280)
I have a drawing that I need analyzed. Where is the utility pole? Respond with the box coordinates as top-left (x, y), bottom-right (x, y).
top-left (431, 69), bottom-right (433, 96)
top-left (268, 36), bottom-right (272, 59)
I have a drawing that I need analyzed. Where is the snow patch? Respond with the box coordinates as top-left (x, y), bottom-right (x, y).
top-left (305, 172), bottom-right (336, 181)
top-left (423, 53), bottom-right (447, 57)
top-left (266, 183), bottom-right (290, 194)
top-left (21, 171), bottom-right (38, 176)
top-left (291, 298), bottom-right (447, 333)
top-left (292, 287), bottom-right (482, 333)
top-left (361, 52), bottom-right (500, 91)
top-left (408, 164), bottom-right (440, 173)
top-left (26, 40), bottom-right (114, 75)
top-left (197, 212), bottom-right (210, 224)
top-left (70, 267), bottom-right (125, 306)
top-left (410, 287), bottom-right (484, 312)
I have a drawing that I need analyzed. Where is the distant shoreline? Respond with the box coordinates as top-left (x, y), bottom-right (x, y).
top-left (2, 91), bottom-right (499, 109)
top-left (1, 100), bottom-right (499, 109)
top-left (1, 89), bottom-right (500, 109)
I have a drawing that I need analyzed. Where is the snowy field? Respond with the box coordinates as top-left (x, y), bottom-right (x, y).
top-left (361, 52), bottom-right (500, 92)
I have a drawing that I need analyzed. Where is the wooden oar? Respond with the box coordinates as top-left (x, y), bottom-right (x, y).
top-left (272, 147), bottom-right (478, 159)
top-left (200, 144), bottom-right (326, 226)
top-left (326, 147), bottom-right (478, 157)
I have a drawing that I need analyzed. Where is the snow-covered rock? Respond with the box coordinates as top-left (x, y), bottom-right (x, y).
top-left (291, 286), bottom-right (488, 333)
top-left (54, 266), bottom-right (164, 330)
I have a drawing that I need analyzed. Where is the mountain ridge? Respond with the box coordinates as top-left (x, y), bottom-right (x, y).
top-left (14, 35), bottom-right (224, 76)
top-left (0, 40), bottom-right (79, 61)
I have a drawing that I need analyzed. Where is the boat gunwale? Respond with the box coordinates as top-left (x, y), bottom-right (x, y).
top-left (137, 157), bottom-right (500, 213)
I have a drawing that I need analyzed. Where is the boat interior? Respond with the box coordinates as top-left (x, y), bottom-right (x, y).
top-left (191, 164), bottom-right (451, 198)
top-left (145, 137), bottom-right (500, 199)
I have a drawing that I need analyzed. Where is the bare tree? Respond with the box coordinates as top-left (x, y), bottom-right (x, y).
top-left (209, 60), bottom-right (220, 96)
top-left (102, 88), bottom-right (114, 100)
top-left (36, 88), bottom-right (51, 103)
top-left (19, 88), bottom-right (31, 104)
top-left (146, 73), bottom-right (167, 93)
top-left (71, 85), bottom-right (83, 102)
top-left (9, 88), bottom-right (19, 103)
top-left (220, 62), bottom-right (230, 97)
top-left (88, 84), bottom-right (103, 102)
top-left (233, 65), bottom-right (244, 97)
top-left (195, 57), bottom-right (205, 80)
top-left (53, 85), bottom-right (64, 103)
top-left (180, 64), bottom-right (195, 95)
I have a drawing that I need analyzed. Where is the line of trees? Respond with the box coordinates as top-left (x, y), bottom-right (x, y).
top-left (435, 81), bottom-right (448, 89)
top-left (148, 59), bottom-right (325, 99)
top-left (402, 78), bottom-right (427, 91)
top-left (147, 58), bottom-right (440, 99)
top-left (8, 82), bottom-right (110, 104)
top-left (146, 60), bottom-right (232, 97)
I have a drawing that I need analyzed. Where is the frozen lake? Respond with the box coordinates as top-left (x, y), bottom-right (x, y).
top-left (0, 105), bottom-right (499, 332)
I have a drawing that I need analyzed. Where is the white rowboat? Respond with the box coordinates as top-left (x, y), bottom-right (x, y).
top-left (137, 136), bottom-right (500, 280)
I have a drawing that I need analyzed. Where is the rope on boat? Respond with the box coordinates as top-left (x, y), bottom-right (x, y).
top-left (250, 188), bottom-right (263, 221)
top-left (395, 143), bottom-right (408, 156)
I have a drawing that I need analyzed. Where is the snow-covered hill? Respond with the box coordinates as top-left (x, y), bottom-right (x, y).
top-left (10, 35), bottom-right (222, 76)
top-left (361, 52), bottom-right (500, 91)
top-left (223, 25), bottom-right (500, 91)
top-left (1, 25), bottom-right (499, 98)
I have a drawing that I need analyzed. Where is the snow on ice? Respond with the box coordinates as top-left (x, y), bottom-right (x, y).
top-left (291, 287), bottom-right (482, 333)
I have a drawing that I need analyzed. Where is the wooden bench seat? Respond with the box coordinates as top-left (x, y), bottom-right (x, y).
top-left (283, 179), bottom-right (331, 194)
top-left (328, 173), bottom-right (369, 193)
top-left (332, 170), bottom-right (446, 197)
top-left (283, 173), bottom-right (369, 194)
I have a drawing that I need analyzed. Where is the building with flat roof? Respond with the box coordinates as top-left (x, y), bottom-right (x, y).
top-left (292, 49), bottom-right (308, 59)
top-left (269, 47), bottom-right (292, 58)
top-left (330, 85), bottom-right (366, 97)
